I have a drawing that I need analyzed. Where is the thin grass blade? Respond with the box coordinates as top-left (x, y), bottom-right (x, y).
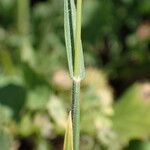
top-left (64, 0), bottom-right (74, 78)
top-left (63, 111), bottom-right (73, 150)
top-left (64, 0), bottom-right (85, 80)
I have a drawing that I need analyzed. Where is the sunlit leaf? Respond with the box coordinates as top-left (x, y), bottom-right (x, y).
top-left (113, 83), bottom-right (150, 143)
top-left (47, 95), bottom-right (67, 129)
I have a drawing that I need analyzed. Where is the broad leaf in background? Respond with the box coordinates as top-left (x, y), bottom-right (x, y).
top-left (81, 68), bottom-right (113, 135)
top-left (0, 84), bottom-right (26, 120)
top-left (125, 140), bottom-right (150, 150)
top-left (47, 95), bottom-right (67, 131)
top-left (19, 114), bottom-right (33, 137)
top-left (113, 83), bottom-right (150, 144)
top-left (0, 104), bottom-right (13, 125)
top-left (26, 86), bottom-right (50, 110)
top-left (0, 130), bottom-right (13, 150)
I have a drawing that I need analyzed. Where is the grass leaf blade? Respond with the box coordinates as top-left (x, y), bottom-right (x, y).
top-left (64, 0), bottom-right (75, 78)
top-left (63, 111), bottom-right (73, 150)
top-left (64, 0), bottom-right (85, 80)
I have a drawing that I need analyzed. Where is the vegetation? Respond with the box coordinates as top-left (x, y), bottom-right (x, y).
top-left (0, 0), bottom-right (150, 150)
top-left (64, 0), bottom-right (85, 149)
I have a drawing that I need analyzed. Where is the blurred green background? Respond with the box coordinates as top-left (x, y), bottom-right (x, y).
top-left (0, 0), bottom-right (150, 149)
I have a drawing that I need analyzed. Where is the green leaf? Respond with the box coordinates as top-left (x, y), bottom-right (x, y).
top-left (19, 114), bottom-right (33, 137)
top-left (37, 139), bottom-right (52, 150)
top-left (27, 86), bottom-right (50, 110)
top-left (125, 140), bottom-right (150, 150)
top-left (0, 84), bottom-right (26, 120)
top-left (63, 111), bottom-right (73, 150)
top-left (64, 0), bottom-right (85, 79)
top-left (0, 104), bottom-right (13, 124)
top-left (0, 130), bottom-right (13, 150)
top-left (112, 83), bottom-right (150, 143)
top-left (47, 95), bottom-right (66, 130)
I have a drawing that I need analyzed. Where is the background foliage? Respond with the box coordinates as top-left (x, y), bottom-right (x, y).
top-left (0, 0), bottom-right (150, 149)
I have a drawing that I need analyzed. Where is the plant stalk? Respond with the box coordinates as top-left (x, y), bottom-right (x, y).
top-left (72, 81), bottom-right (80, 150)
top-left (72, 0), bottom-right (82, 149)
top-left (72, 0), bottom-right (83, 149)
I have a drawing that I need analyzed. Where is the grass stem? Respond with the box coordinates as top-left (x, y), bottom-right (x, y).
top-left (72, 0), bottom-right (83, 149)
top-left (72, 81), bottom-right (80, 150)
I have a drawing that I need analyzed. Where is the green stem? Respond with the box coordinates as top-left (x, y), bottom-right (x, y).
top-left (74, 0), bottom-right (82, 77)
top-left (72, 81), bottom-right (80, 150)
top-left (72, 0), bottom-right (82, 149)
